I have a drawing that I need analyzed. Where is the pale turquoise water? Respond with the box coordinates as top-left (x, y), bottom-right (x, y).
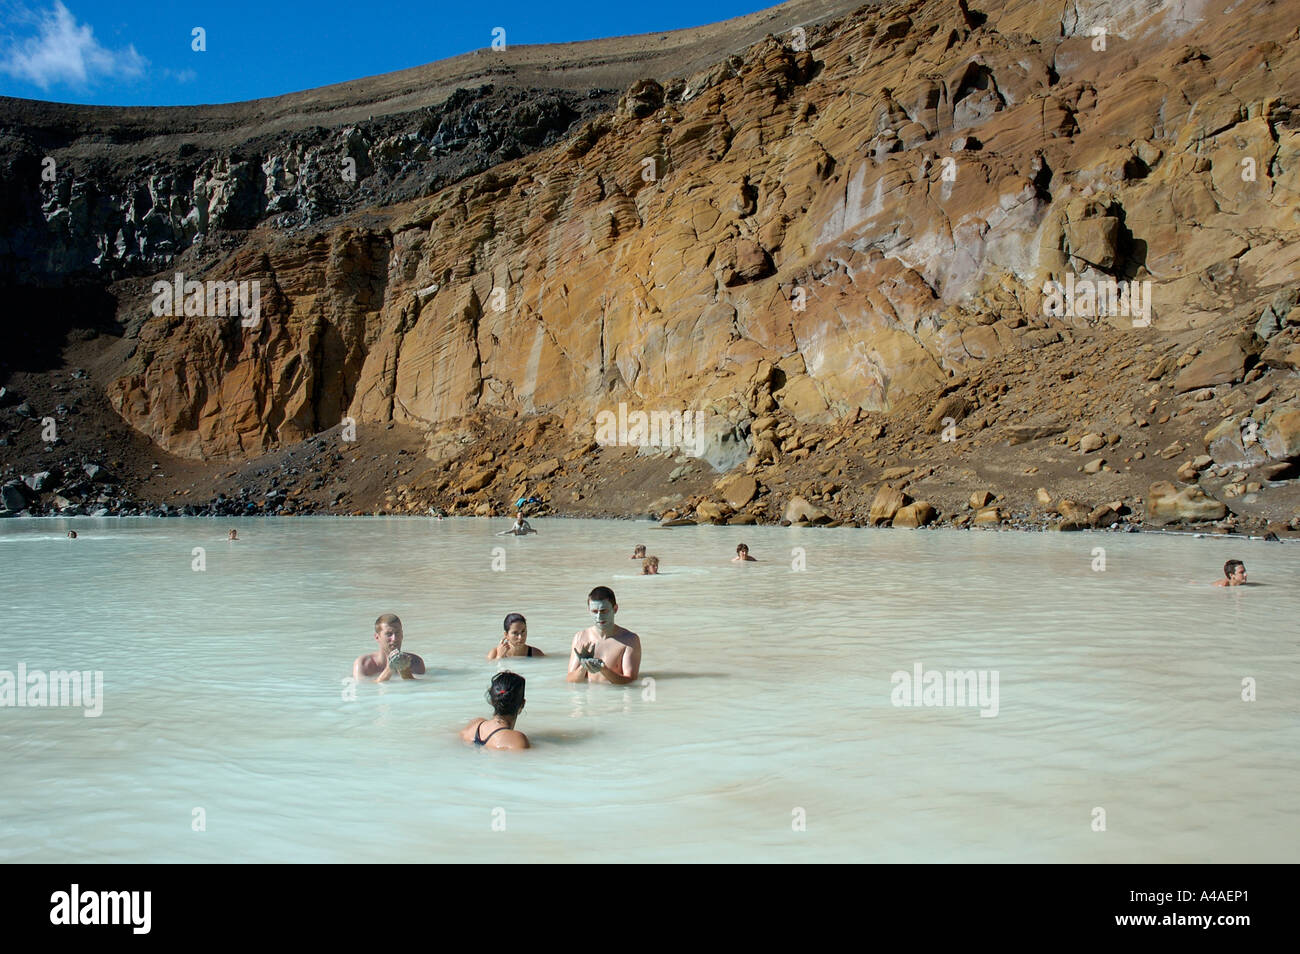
top-left (0, 516), bottom-right (1296, 862)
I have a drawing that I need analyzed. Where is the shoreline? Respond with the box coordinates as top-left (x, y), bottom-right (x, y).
top-left (3, 510), bottom-right (1293, 543)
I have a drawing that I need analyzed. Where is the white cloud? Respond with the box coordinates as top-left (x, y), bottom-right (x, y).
top-left (0, 1), bottom-right (147, 90)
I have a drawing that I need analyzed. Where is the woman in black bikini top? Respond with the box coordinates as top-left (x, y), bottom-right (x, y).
top-left (461, 672), bottom-right (529, 750)
top-left (486, 613), bottom-right (545, 659)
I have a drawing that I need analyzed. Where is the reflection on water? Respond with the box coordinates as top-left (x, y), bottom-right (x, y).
top-left (0, 516), bottom-right (1296, 862)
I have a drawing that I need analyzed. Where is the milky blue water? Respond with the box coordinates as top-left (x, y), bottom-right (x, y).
top-left (0, 516), bottom-right (1295, 862)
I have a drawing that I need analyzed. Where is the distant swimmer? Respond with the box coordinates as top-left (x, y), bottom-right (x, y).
top-left (731, 543), bottom-right (756, 562)
top-left (353, 613), bottom-right (427, 681)
top-left (67, 530), bottom-right (77, 539)
top-left (641, 556), bottom-right (660, 575)
top-left (566, 586), bottom-right (641, 685)
top-left (228, 529), bottom-right (238, 541)
top-left (497, 512), bottom-right (537, 536)
top-left (630, 544), bottom-right (647, 560)
top-left (488, 612), bottom-right (545, 659)
top-left (460, 672), bottom-right (530, 750)
top-left (1213, 560), bottom-right (1250, 587)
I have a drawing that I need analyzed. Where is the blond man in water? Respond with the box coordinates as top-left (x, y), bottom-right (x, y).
top-left (353, 614), bottom-right (426, 681)
top-left (566, 586), bottom-right (641, 685)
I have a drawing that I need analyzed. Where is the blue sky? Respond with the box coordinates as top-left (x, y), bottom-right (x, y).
top-left (0, 0), bottom-right (774, 106)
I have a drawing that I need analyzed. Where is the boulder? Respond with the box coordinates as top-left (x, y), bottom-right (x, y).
top-left (1035, 487), bottom-right (1054, 508)
top-left (1088, 504), bottom-right (1120, 528)
top-left (969, 490), bottom-right (994, 508)
top-left (784, 495), bottom-right (830, 525)
top-left (1005, 423), bottom-right (1065, 444)
top-left (1146, 481), bottom-right (1227, 525)
top-left (869, 485), bottom-right (910, 525)
top-left (721, 475), bottom-right (758, 509)
top-left (694, 499), bottom-right (730, 523)
top-left (24, 471), bottom-right (55, 493)
top-left (972, 506), bottom-right (1003, 525)
top-left (1, 483), bottom-right (30, 511)
top-left (924, 395), bottom-right (970, 434)
top-left (1204, 418), bottom-right (1266, 468)
top-left (1255, 306), bottom-right (1281, 340)
top-left (1259, 406), bottom-right (1300, 460)
top-left (461, 467), bottom-right (498, 492)
top-left (892, 501), bottom-right (936, 528)
top-left (528, 458), bottom-right (560, 480)
top-left (1078, 432), bottom-right (1105, 453)
top-left (1057, 499), bottom-right (1091, 523)
top-left (1260, 336), bottom-right (1300, 371)
top-left (1173, 339), bottom-right (1250, 393)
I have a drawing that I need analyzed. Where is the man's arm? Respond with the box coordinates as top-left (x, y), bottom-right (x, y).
top-left (599, 641), bottom-right (640, 685)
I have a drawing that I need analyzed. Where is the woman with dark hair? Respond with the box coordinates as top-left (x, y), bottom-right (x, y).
top-left (487, 613), bottom-right (545, 659)
top-left (460, 672), bottom-right (529, 750)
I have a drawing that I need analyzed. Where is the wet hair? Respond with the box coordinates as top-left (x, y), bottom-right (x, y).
top-left (632, 544), bottom-right (646, 556)
top-left (374, 613), bottom-right (402, 630)
top-left (588, 585), bottom-right (617, 605)
top-left (1224, 560), bottom-right (1245, 578)
top-left (736, 543), bottom-right (749, 553)
top-left (503, 612), bottom-right (526, 633)
top-left (487, 671), bottom-right (526, 716)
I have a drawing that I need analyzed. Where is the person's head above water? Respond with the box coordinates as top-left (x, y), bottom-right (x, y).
top-left (503, 612), bottom-right (527, 644)
top-left (228, 529), bottom-right (238, 540)
top-left (374, 613), bottom-right (403, 651)
top-left (631, 544), bottom-right (646, 558)
top-left (587, 586), bottom-right (618, 631)
top-left (641, 556), bottom-right (659, 574)
top-left (487, 671), bottom-right (526, 718)
top-left (736, 543), bottom-right (749, 555)
top-left (1224, 560), bottom-right (1247, 584)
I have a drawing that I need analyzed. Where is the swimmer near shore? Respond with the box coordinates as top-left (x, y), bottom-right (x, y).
top-left (497, 512), bottom-right (537, 535)
top-left (566, 586), bottom-right (641, 685)
top-left (1213, 559), bottom-right (1251, 587)
top-left (353, 613), bottom-right (426, 681)
top-left (641, 556), bottom-right (659, 575)
top-left (732, 543), bottom-right (756, 562)
top-left (460, 672), bottom-right (529, 750)
top-left (488, 613), bottom-right (545, 659)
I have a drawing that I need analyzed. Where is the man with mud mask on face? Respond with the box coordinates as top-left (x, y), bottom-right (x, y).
top-left (566, 586), bottom-right (641, 685)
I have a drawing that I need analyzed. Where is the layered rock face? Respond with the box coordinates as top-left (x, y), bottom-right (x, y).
top-left (0, 84), bottom-right (611, 284)
top-left (96, 0), bottom-right (1300, 468)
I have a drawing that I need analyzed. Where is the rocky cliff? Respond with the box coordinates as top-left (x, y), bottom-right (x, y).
top-left (3, 0), bottom-right (1300, 532)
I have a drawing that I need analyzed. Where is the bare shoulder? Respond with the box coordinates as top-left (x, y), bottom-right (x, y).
top-left (460, 718), bottom-right (487, 742)
top-left (354, 653), bottom-right (381, 676)
top-left (489, 730), bottom-right (530, 750)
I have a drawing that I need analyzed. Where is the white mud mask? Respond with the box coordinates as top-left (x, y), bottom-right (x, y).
top-left (589, 600), bottom-right (614, 627)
